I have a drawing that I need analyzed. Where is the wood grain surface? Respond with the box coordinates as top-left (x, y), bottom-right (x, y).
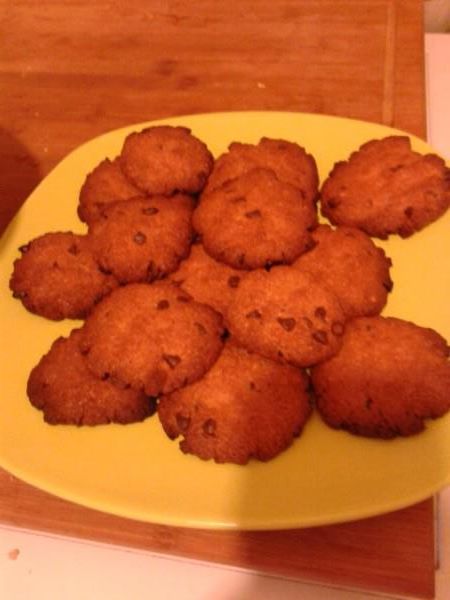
top-left (0, 1), bottom-right (434, 598)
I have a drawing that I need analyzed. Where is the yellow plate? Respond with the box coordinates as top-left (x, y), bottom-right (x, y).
top-left (1, 112), bottom-right (449, 530)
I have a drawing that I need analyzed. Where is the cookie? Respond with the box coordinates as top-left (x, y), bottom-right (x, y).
top-left (320, 136), bottom-right (450, 238)
top-left (226, 266), bottom-right (346, 367)
top-left (120, 125), bottom-right (214, 196)
top-left (88, 194), bottom-right (194, 284)
top-left (27, 329), bottom-right (155, 425)
top-left (169, 243), bottom-right (244, 316)
top-left (9, 232), bottom-right (118, 320)
top-left (193, 168), bottom-right (318, 269)
top-left (158, 341), bottom-right (312, 464)
top-left (79, 282), bottom-right (224, 396)
top-left (311, 316), bottom-right (450, 438)
top-left (78, 157), bottom-right (142, 225)
top-left (292, 224), bottom-right (393, 318)
top-left (204, 137), bottom-right (319, 203)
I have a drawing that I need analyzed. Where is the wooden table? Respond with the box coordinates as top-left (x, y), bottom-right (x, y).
top-left (0, 1), bottom-right (435, 598)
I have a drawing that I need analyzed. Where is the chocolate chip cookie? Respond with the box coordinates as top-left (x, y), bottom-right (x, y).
top-left (88, 194), bottom-right (194, 284)
top-left (79, 282), bottom-right (224, 396)
top-left (120, 125), bottom-right (214, 196)
top-left (78, 157), bottom-right (142, 225)
top-left (10, 232), bottom-right (118, 320)
top-left (321, 136), bottom-right (450, 238)
top-left (226, 266), bottom-right (346, 367)
top-left (193, 168), bottom-right (317, 269)
top-left (311, 316), bottom-right (450, 438)
top-left (292, 224), bottom-right (393, 318)
top-left (158, 341), bottom-right (312, 464)
top-left (28, 329), bottom-right (155, 425)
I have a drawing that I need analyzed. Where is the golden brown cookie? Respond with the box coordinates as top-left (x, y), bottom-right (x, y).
top-left (88, 195), bottom-right (194, 284)
top-left (193, 168), bottom-right (318, 270)
top-left (311, 316), bottom-right (450, 438)
top-left (204, 137), bottom-right (319, 203)
top-left (120, 125), bottom-right (214, 196)
top-left (226, 266), bottom-right (346, 367)
top-left (169, 243), bottom-right (244, 316)
top-left (158, 341), bottom-right (312, 464)
top-left (292, 224), bottom-right (393, 318)
top-left (79, 282), bottom-right (224, 396)
top-left (78, 157), bottom-right (142, 225)
top-left (9, 232), bottom-right (118, 320)
top-left (27, 329), bottom-right (155, 425)
top-left (320, 136), bottom-right (450, 238)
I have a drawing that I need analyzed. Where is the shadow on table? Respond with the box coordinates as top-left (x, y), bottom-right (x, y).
top-left (0, 127), bottom-right (42, 236)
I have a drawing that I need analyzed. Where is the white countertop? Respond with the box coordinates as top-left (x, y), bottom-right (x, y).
top-left (1, 32), bottom-right (450, 600)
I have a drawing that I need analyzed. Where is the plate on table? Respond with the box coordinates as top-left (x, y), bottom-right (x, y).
top-left (0, 111), bottom-right (449, 530)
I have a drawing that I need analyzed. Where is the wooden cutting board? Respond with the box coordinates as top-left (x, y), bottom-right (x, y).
top-left (0, 1), bottom-right (436, 598)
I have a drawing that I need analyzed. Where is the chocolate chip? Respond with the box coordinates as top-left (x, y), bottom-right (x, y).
top-left (12, 290), bottom-right (27, 299)
top-left (331, 321), bottom-right (345, 336)
top-left (383, 278), bottom-right (394, 292)
top-left (202, 418), bottom-right (216, 436)
top-left (221, 329), bottom-right (230, 341)
top-left (147, 396), bottom-right (158, 416)
top-left (162, 354), bottom-right (181, 369)
top-left (67, 243), bottom-right (79, 255)
top-left (197, 170), bottom-right (207, 186)
top-left (18, 243), bottom-right (30, 253)
top-left (142, 206), bottom-right (159, 216)
top-left (326, 197), bottom-right (340, 209)
top-left (98, 265), bottom-right (112, 275)
top-left (147, 261), bottom-right (162, 281)
top-left (133, 231), bottom-right (147, 245)
top-left (157, 299), bottom-right (170, 310)
top-left (312, 330), bottom-right (329, 345)
top-left (314, 306), bottom-right (327, 321)
top-left (404, 206), bottom-right (414, 218)
top-left (101, 372), bottom-right (110, 381)
top-left (246, 309), bottom-right (262, 319)
top-left (227, 275), bottom-right (240, 289)
top-left (264, 260), bottom-right (282, 271)
top-left (245, 209), bottom-right (262, 219)
top-left (171, 278), bottom-right (184, 287)
top-left (176, 413), bottom-right (191, 431)
top-left (194, 321), bottom-right (207, 335)
top-left (277, 317), bottom-right (296, 331)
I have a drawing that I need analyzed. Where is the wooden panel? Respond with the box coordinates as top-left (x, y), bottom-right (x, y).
top-left (0, 470), bottom-right (435, 599)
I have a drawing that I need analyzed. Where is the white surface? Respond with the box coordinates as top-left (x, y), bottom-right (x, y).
top-left (1, 32), bottom-right (450, 600)
top-left (425, 34), bottom-right (450, 160)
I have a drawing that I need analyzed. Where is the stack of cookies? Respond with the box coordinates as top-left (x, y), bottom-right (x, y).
top-left (9, 125), bottom-right (450, 464)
